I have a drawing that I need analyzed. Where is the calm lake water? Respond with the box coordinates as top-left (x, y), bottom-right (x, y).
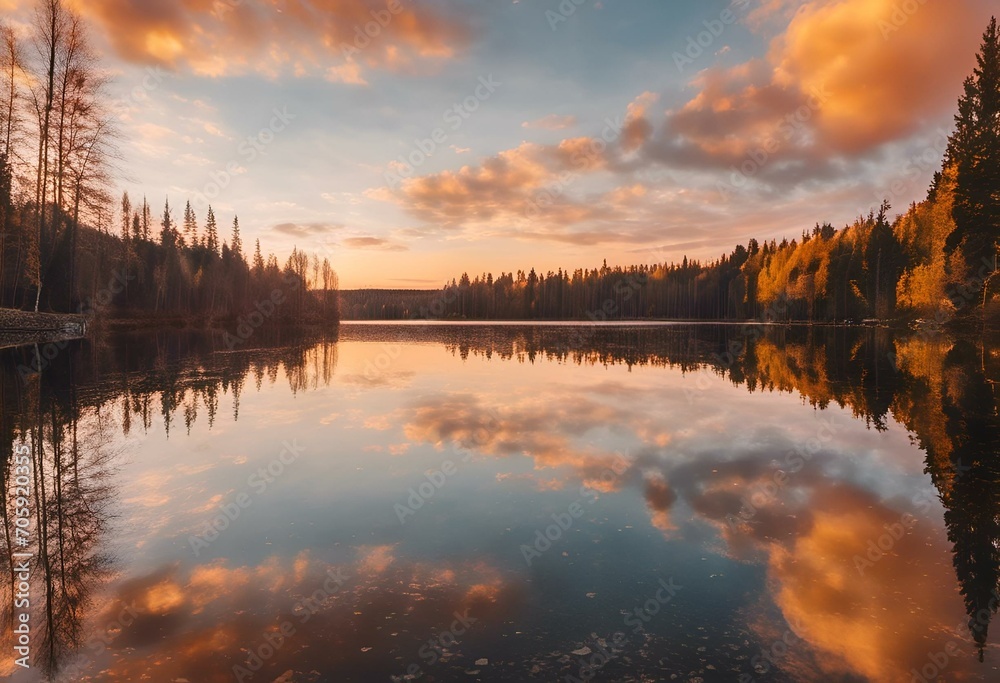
top-left (1, 322), bottom-right (999, 682)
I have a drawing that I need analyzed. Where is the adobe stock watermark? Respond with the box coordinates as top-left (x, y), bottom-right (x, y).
top-left (853, 490), bottom-right (935, 576)
top-left (194, 107), bottom-right (296, 207)
top-left (11, 443), bottom-right (32, 669)
top-left (878, 0), bottom-right (929, 39)
top-left (217, 0), bottom-right (247, 14)
top-left (545, 0), bottom-right (598, 31)
top-left (188, 440), bottom-right (306, 556)
top-left (55, 601), bottom-right (139, 681)
top-left (394, 407), bottom-right (502, 524)
top-left (925, 589), bottom-right (1000, 678)
top-left (889, 257), bottom-right (999, 355)
top-left (716, 85), bottom-right (831, 200)
top-left (363, 343), bottom-right (404, 381)
top-left (565, 272), bottom-right (648, 347)
top-left (394, 609), bottom-right (479, 681)
top-left (339, 0), bottom-right (406, 60)
top-left (232, 567), bottom-right (350, 682)
top-left (673, 0), bottom-right (751, 72)
top-left (905, 588), bottom-right (1000, 683)
top-left (520, 456), bottom-right (630, 566)
top-left (361, 285), bottom-right (463, 383)
top-left (561, 634), bottom-right (629, 683)
top-left (16, 269), bottom-right (135, 383)
top-left (853, 510), bottom-right (918, 576)
top-left (623, 577), bottom-right (683, 634)
top-left (683, 292), bottom-right (793, 403)
top-left (109, 67), bottom-right (168, 121)
top-left (739, 626), bottom-right (804, 682)
top-left (560, 577), bottom-right (682, 682)
top-left (864, 128), bottom-right (949, 214)
top-left (384, 75), bottom-right (502, 189)
top-left (724, 412), bottom-right (839, 534)
top-left (223, 274), bottom-right (302, 350)
top-left (524, 116), bottom-right (625, 218)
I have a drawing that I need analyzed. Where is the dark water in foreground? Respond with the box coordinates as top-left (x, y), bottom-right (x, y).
top-left (1, 322), bottom-right (999, 682)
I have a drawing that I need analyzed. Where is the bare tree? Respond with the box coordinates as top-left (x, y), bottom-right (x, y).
top-left (1, 24), bottom-right (26, 161)
top-left (27, 0), bottom-right (66, 311)
top-left (1, 25), bottom-right (26, 307)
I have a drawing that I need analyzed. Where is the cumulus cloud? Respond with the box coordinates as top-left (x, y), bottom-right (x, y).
top-left (660, 0), bottom-right (990, 169)
top-left (372, 92), bottom-right (658, 240)
top-left (382, 141), bottom-right (563, 225)
top-left (770, 0), bottom-right (986, 152)
top-left (621, 91), bottom-right (658, 152)
top-left (369, 0), bottom-right (992, 248)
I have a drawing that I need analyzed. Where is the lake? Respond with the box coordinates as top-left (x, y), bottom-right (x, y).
top-left (1, 322), bottom-right (998, 682)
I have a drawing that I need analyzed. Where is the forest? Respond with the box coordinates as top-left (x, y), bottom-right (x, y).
top-left (1, 2), bottom-right (996, 330)
top-left (0, 0), bottom-right (339, 326)
top-left (345, 18), bottom-right (1000, 327)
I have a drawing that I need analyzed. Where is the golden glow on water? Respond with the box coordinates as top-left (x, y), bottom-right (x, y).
top-left (1, 326), bottom-right (997, 681)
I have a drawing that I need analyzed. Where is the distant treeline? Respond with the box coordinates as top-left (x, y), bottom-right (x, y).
top-left (0, 0), bottom-right (339, 325)
top-left (346, 19), bottom-right (999, 326)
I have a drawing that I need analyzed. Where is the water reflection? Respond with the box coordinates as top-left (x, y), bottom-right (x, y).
top-left (0, 330), bottom-right (339, 680)
top-left (0, 324), bottom-right (997, 681)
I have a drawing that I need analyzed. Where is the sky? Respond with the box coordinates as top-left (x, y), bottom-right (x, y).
top-left (4, 0), bottom-right (997, 288)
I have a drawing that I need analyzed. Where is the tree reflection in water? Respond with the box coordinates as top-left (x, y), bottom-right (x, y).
top-left (0, 329), bottom-right (339, 678)
top-left (1, 323), bottom-right (997, 677)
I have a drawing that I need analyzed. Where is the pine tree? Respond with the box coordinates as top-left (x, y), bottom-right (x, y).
top-left (160, 198), bottom-right (175, 248)
top-left (231, 215), bottom-right (243, 260)
top-left (141, 196), bottom-right (151, 241)
top-left (946, 17), bottom-right (1000, 301)
top-left (183, 200), bottom-right (198, 247)
top-left (120, 192), bottom-right (131, 242)
top-left (253, 238), bottom-right (264, 274)
top-left (120, 192), bottom-right (132, 301)
top-left (205, 205), bottom-right (219, 255)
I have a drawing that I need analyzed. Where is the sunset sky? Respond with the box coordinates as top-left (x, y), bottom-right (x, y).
top-left (4, 0), bottom-right (996, 288)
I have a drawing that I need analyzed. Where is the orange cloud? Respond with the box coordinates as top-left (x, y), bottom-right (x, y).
top-left (375, 92), bottom-right (656, 237)
top-left (770, 0), bottom-right (985, 152)
top-left (763, 491), bottom-right (964, 682)
top-left (67, 0), bottom-right (471, 81)
top-left (668, 0), bottom-right (990, 163)
top-left (622, 91), bottom-right (658, 152)
top-left (385, 142), bottom-right (557, 226)
top-left (659, 448), bottom-right (979, 681)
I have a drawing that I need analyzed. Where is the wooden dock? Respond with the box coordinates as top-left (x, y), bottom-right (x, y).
top-left (0, 308), bottom-right (88, 349)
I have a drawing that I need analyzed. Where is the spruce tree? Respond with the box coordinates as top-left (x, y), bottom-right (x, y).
top-left (183, 200), bottom-right (198, 247)
top-left (160, 198), bottom-right (175, 248)
top-left (253, 238), bottom-right (264, 274)
top-left (231, 215), bottom-right (243, 260)
top-left (205, 205), bottom-right (219, 255)
top-left (946, 17), bottom-right (1000, 299)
